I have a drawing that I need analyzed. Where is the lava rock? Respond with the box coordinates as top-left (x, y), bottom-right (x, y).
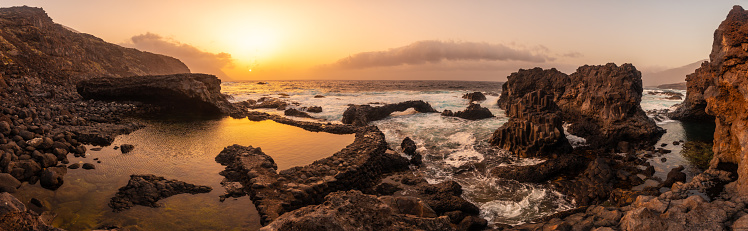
top-left (120, 144), bottom-right (135, 154)
top-left (401, 137), bottom-right (417, 156)
top-left (462, 92), bottom-right (486, 102)
top-left (82, 163), bottom-right (95, 170)
top-left (39, 167), bottom-right (66, 190)
top-left (342, 100), bottom-right (437, 126)
top-left (108, 174), bottom-right (212, 211)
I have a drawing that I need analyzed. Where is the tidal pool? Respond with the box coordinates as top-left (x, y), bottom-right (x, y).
top-left (12, 117), bottom-right (355, 231)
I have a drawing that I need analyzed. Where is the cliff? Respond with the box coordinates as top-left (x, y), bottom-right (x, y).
top-left (702, 5), bottom-right (748, 195)
top-left (0, 6), bottom-right (190, 83)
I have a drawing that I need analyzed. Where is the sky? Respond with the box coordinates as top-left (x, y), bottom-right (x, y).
top-left (2, 1), bottom-right (747, 82)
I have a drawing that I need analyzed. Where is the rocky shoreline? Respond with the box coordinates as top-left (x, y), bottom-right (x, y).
top-left (3, 4), bottom-right (748, 231)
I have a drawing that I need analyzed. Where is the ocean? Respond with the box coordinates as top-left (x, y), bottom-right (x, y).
top-left (12, 80), bottom-right (692, 230)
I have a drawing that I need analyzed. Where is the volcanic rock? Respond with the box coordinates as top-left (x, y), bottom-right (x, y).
top-left (342, 100), bottom-right (438, 126)
top-left (0, 173), bottom-right (21, 193)
top-left (108, 174), bottom-right (212, 211)
top-left (215, 126), bottom-right (409, 225)
top-left (262, 190), bottom-right (454, 231)
top-left (120, 144), bottom-right (134, 154)
top-left (306, 106), bottom-right (323, 113)
top-left (39, 166), bottom-right (66, 190)
top-left (0, 193), bottom-right (61, 231)
top-left (669, 62), bottom-right (717, 121)
top-left (462, 92), bottom-right (486, 102)
top-left (448, 103), bottom-right (494, 120)
top-left (489, 90), bottom-right (571, 157)
top-left (284, 108), bottom-right (313, 118)
top-left (77, 73), bottom-right (237, 116)
top-left (0, 6), bottom-right (189, 83)
top-left (401, 137), bottom-right (417, 156)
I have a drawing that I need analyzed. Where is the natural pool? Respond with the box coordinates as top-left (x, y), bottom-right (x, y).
top-left (12, 117), bottom-right (355, 231)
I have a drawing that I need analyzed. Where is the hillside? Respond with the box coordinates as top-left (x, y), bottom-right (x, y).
top-left (642, 60), bottom-right (706, 87)
top-left (0, 6), bottom-right (190, 83)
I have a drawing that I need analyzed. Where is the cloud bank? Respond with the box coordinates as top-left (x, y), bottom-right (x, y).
top-left (329, 40), bottom-right (555, 69)
top-left (121, 33), bottom-right (234, 80)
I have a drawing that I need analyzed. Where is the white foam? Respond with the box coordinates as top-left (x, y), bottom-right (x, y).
top-left (445, 150), bottom-right (485, 168)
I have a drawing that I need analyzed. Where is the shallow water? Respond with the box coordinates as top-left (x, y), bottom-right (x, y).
top-left (13, 118), bottom-right (354, 231)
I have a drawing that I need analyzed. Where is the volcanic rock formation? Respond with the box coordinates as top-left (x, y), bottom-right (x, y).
top-left (342, 100), bottom-right (438, 126)
top-left (668, 62), bottom-right (717, 121)
top-left (76, 73), bottom-right (237, 115)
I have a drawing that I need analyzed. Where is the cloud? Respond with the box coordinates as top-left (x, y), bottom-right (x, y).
top-left (328, 40), bottom-right (556, 69)
top-left (121, 33), bottom-right (235, 80)
top-left (561, 52), bottom-right (583, 58)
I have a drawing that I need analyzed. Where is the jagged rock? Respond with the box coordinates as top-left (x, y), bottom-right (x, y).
top-left (108, 174), bottom-right (212, 211)
top-left (0, 6), bottom-right (189, 83)
top-left (261, 190), bottom-right (454, 231)
top-left (283, 108), bottom-right (313, 118)
top-left (497, 64), bottom-right (664, 150)
top-left (120, 144), bottom-right (134, 154)
top-left (77, 73), bottom-right (237, 115)
top-left (252, 98), bottom-right (287, 110)
top-left (662, 165), bottom-right (687, 187)
top-left (669, 62), bottom-right (717, 121)
top-left (0, 193), bottom-right (61, 231)
top-left (696, 6), bottom-right (748, 196)
top-left (446, 103), bottom-right (494, 120)
top-left (491, 154), bottom-right (586, 183)
top-left (215, 126), bottom-right (409, 225)
top-left (401, 137), bottom-right (417, 156)
top-left (489, 90), bottom-right (571, 157)
top-left (462, 92), bottom-right (486, 102)
top-left (342, 100), bottom-right (437, 126)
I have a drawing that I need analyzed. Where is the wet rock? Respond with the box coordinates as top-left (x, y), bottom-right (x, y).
top-left (120, 144), bottom-right (135, 154)
top-left (489, 90), bottom-right (571, 157)
top-left (410, 154), bottom-right (423, 166)
top-left (67, 163), bottom-right (80, 169)
top-left (401, 137), bottom-right (417, 156)
top-left (0, 192), bottom-right (61, 231)
top-left (0, 173), bottom-right (21, 193)
top-left (77, 73), bottom-right (237, 116)
top-left (82, 163), bottom-right (95, 170)
top-left (498, 63), bottom-right (664, 149)
top-left (39, 166), bottom-right (66, 190)
top-left (313, 95), bottom-right (325, 98)
top-left (491, 154), bottom-right (585, 183)
top-left (109, 174), bottom-right (212, 211)
top-left (446, 103), bottom-right (494, 120)
top-left (462, 92), bottom-right (486, 102)
top-left (262, 190), bottom-right (454, 230)
top-left (215, 126), bottom-right (409, 225)
top-left (36, 153), bottom-right (57, 168)
top-left (306, 106), bottom-right (322, 113)
top-left (342, 100), bottom-right (437, 126)
top-left (0, 121), bottom-right (9, 135)
top-left (284, 108), bottom-right (313, 118)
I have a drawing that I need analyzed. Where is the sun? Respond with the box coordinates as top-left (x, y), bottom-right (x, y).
top-left (222, 25), bottom-right (280, 62)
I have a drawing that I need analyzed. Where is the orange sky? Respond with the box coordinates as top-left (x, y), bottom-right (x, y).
top-left (2, 1), bottom-right (745, 82)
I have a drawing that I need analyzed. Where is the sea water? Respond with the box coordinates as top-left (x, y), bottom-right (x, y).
top-left (222, 81), bottom-right (691, 225)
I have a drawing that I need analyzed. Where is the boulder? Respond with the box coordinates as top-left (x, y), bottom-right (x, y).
top-left (0, 173), bottom-right (21, 193)
top-left (120, 144), bottom-right (135, 154)
top-left (448, 103), bottom-right (494, 120)
top-left (462, 92), bottom-right (486, 102)
top-left (342, 100), bottom-right (438, 126)
top-left (401, 137), bottom-right (417, 156)
top-left (108, 174), bottom-right (212, 211)
top-left (39, 166), bottom-right (66, 190)
top-left (306, 106), bottom-right (323, 113)
top-left (77, 73), bottom-right (237, 116)
top-left (662, 165), bottom-right (687, 187)
top-left (284, 108), bottom-right (313, 118)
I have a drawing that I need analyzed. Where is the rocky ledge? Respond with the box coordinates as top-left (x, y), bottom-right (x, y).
top-left (441, 103), bottom-right (494, 120)
top-left (215, 126), bottom-right (410, 225)
top-left (108, 174), bottom-right (212, 212)
top-left (77, 73), bottom-right (237, 116)
top-left (342, 100), bottom-right (438, 126)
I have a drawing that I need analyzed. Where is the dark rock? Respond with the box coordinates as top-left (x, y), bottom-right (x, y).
top-left (120, 144), bottom-right (135, 154)
top-left (0, 122), bottom-right (9, 136)
top-left (448, 103), bottom-right (494, 120)
top-left (462, 92), bottom-right (486, 102)
top-left (283, 108), bottom-right (313, 118)
top-left (36, 153), bottom-right (57, 168)
top-left (342, 100), bottom-right (437, 126)
top-left (668, 62), bottom-right (717, 122)
top-left (262, 190), bottom-right (453, 231)
top-left (401, 137), bottom-right (417, 156)
top-left (410, 154), bottom-right (423, 166)
top-left (82, 163), bottom-right (95, 170)
top-left (108, 174), bottom-right (212, 211)
top-left (491, 154), bottom-right (586, 182)
top-left (489, 90), bottom-right (571, 157)
top-left (77, 73), bottom-right (237, 116)
top-left (662, 165), bottom-right (687, 187)
top-left (0, 173), bottom-right (21, 193)
top-left (251, 97), bottom-right (287, 110)
top-left (313, 95), bottom-right (325, 98)
top-left (215, 126), bottom-right (409, 225)
top-left (497, 63), bottom-right (664, 149)
top-left (458, 215), bottom-right (488, 231)
top-left (39, 167), bottom-right (66, 190)
top-left (306, 106), bottom-right (322, 113)
top-left (417, 181), bottom-right (479, 216)
top-left (0, 192), bottom-right (61, 231)
top-left (441, 110), bottom-right (453, 116)
top-left (374, 183), bottom-right (401, 195)
top-left (67, 163), bottom-right (80, 169)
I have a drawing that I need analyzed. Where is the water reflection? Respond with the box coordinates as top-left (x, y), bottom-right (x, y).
top-left (13, 118), bottom-right (355, 230)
